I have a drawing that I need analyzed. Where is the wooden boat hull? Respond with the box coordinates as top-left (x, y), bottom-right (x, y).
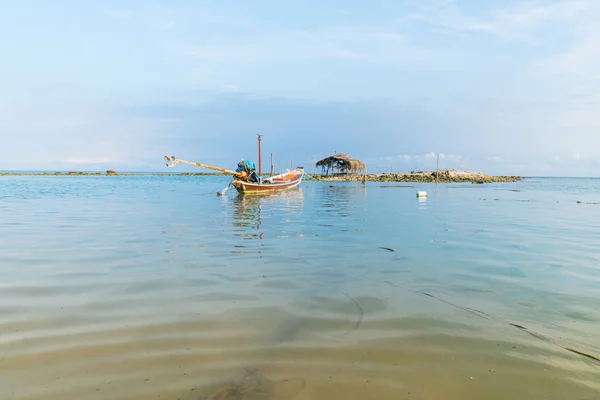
top-left (232, 168), bottom-right (304, 194)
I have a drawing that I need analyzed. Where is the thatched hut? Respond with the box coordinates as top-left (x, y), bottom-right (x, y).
top-left (315, 154), bottom-right (366, 176)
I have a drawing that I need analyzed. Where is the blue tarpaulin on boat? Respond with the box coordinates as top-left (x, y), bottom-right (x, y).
top-left (236, 160), bottom-right (256, 173)
top-left (235, 159), bottom-right (260, 183)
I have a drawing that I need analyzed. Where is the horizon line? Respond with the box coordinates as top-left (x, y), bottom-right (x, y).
top-left (1, 170), bottom-right (600, 179)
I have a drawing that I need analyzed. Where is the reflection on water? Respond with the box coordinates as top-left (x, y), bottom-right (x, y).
top-left (1, 177), bottom-right (600, 400)
top-left (229, 189), bottom-right (305, 255)
top-left (317, 184), bottom-right (366, 219)
top-left (231, 194), bottom-right (264, 239)
top-left (231, 188), bottom-right (305, 238)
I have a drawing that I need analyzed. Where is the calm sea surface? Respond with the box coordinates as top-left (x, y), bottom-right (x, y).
top-left (1, 176), bottom-right (599, 399)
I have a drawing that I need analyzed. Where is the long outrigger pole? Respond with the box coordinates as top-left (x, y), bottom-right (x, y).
top-left (164, 156), bottom-right (237, 175)
top-left (165, 156), bottom-right (240, 196)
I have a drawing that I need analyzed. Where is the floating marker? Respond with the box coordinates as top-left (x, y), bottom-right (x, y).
top-left (417, 191), bottom-right (427, 198)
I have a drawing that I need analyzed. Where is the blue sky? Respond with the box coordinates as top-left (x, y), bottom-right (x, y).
top-left (1, 0), bottom-right (599, 176)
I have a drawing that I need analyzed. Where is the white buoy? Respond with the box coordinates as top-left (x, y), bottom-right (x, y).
top-left (417, 191), bottom-right (427, 198)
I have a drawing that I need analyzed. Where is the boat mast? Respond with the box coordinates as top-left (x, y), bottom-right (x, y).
top-left (257, 134), bottom-right (263, 177)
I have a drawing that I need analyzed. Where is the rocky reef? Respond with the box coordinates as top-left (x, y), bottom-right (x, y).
top-left (307, 170), bottom-right (522, 184)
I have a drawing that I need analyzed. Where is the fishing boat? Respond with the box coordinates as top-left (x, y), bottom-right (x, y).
top-left (164, 135), bottom-right (304, 195)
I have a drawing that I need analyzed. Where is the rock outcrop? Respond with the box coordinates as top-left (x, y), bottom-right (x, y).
top-left (307, 170), bottom-right (521, 184)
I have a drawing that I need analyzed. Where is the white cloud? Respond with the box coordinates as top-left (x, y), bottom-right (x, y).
top-left (376, 152), bottom-right (461, 164)
top-left (445, 154), bottom-right (462, 162)
top-left (415, 1), bottom-right (600, 81)
top-left (481, 0), bottom-right (594, 37)
top-left (148, 4), bottom-right (416, 64)
top-left (155, 19), bottom-right (177, 30)
top-left (184, 41), bottom-right (369, 62)
top-left (0, 104), bottom-right (179, 170)
top-left (534, 26), bottom-right (600, 78)
top-left (534, 153), bottom-right (600, 176)
top-left (181, 25), bottom-right (422, 64)
top-left (103, 9), bottom-right (133, 20)
top-left (413, 0), bottom-right (597, 41)
top-left (369, 151), bottom-right (467, 173)
top-left (220, 84), bottom-right (242, 93)
top-left (66, 158), bottom-right (120, 164)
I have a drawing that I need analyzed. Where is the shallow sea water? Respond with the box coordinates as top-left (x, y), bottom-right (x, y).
top-left (1, 176), bottom-right (599, 399)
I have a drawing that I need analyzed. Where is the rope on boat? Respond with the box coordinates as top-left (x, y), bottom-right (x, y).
top-left (217, 180), bottom-right (234, 196)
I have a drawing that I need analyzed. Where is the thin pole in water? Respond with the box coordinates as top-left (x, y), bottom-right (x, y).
top-left (270, 153), bottom-right (274, 176)
top-left (436, 153), bottom-right (440, 185)
top-left (257, 134), bottom-right (263, 177)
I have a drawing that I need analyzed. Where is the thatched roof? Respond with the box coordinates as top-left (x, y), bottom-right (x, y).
top-left (315, 154), bottom-right (366, 174)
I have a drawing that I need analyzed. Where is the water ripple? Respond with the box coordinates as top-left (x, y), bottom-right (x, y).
top-left (1, 177), bottom-right (600, 399)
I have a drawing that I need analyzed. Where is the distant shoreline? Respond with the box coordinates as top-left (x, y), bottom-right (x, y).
top-left (0, 171), bottom-right (230, 177)
top-left (1, 169), bottom-right (521, 183)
